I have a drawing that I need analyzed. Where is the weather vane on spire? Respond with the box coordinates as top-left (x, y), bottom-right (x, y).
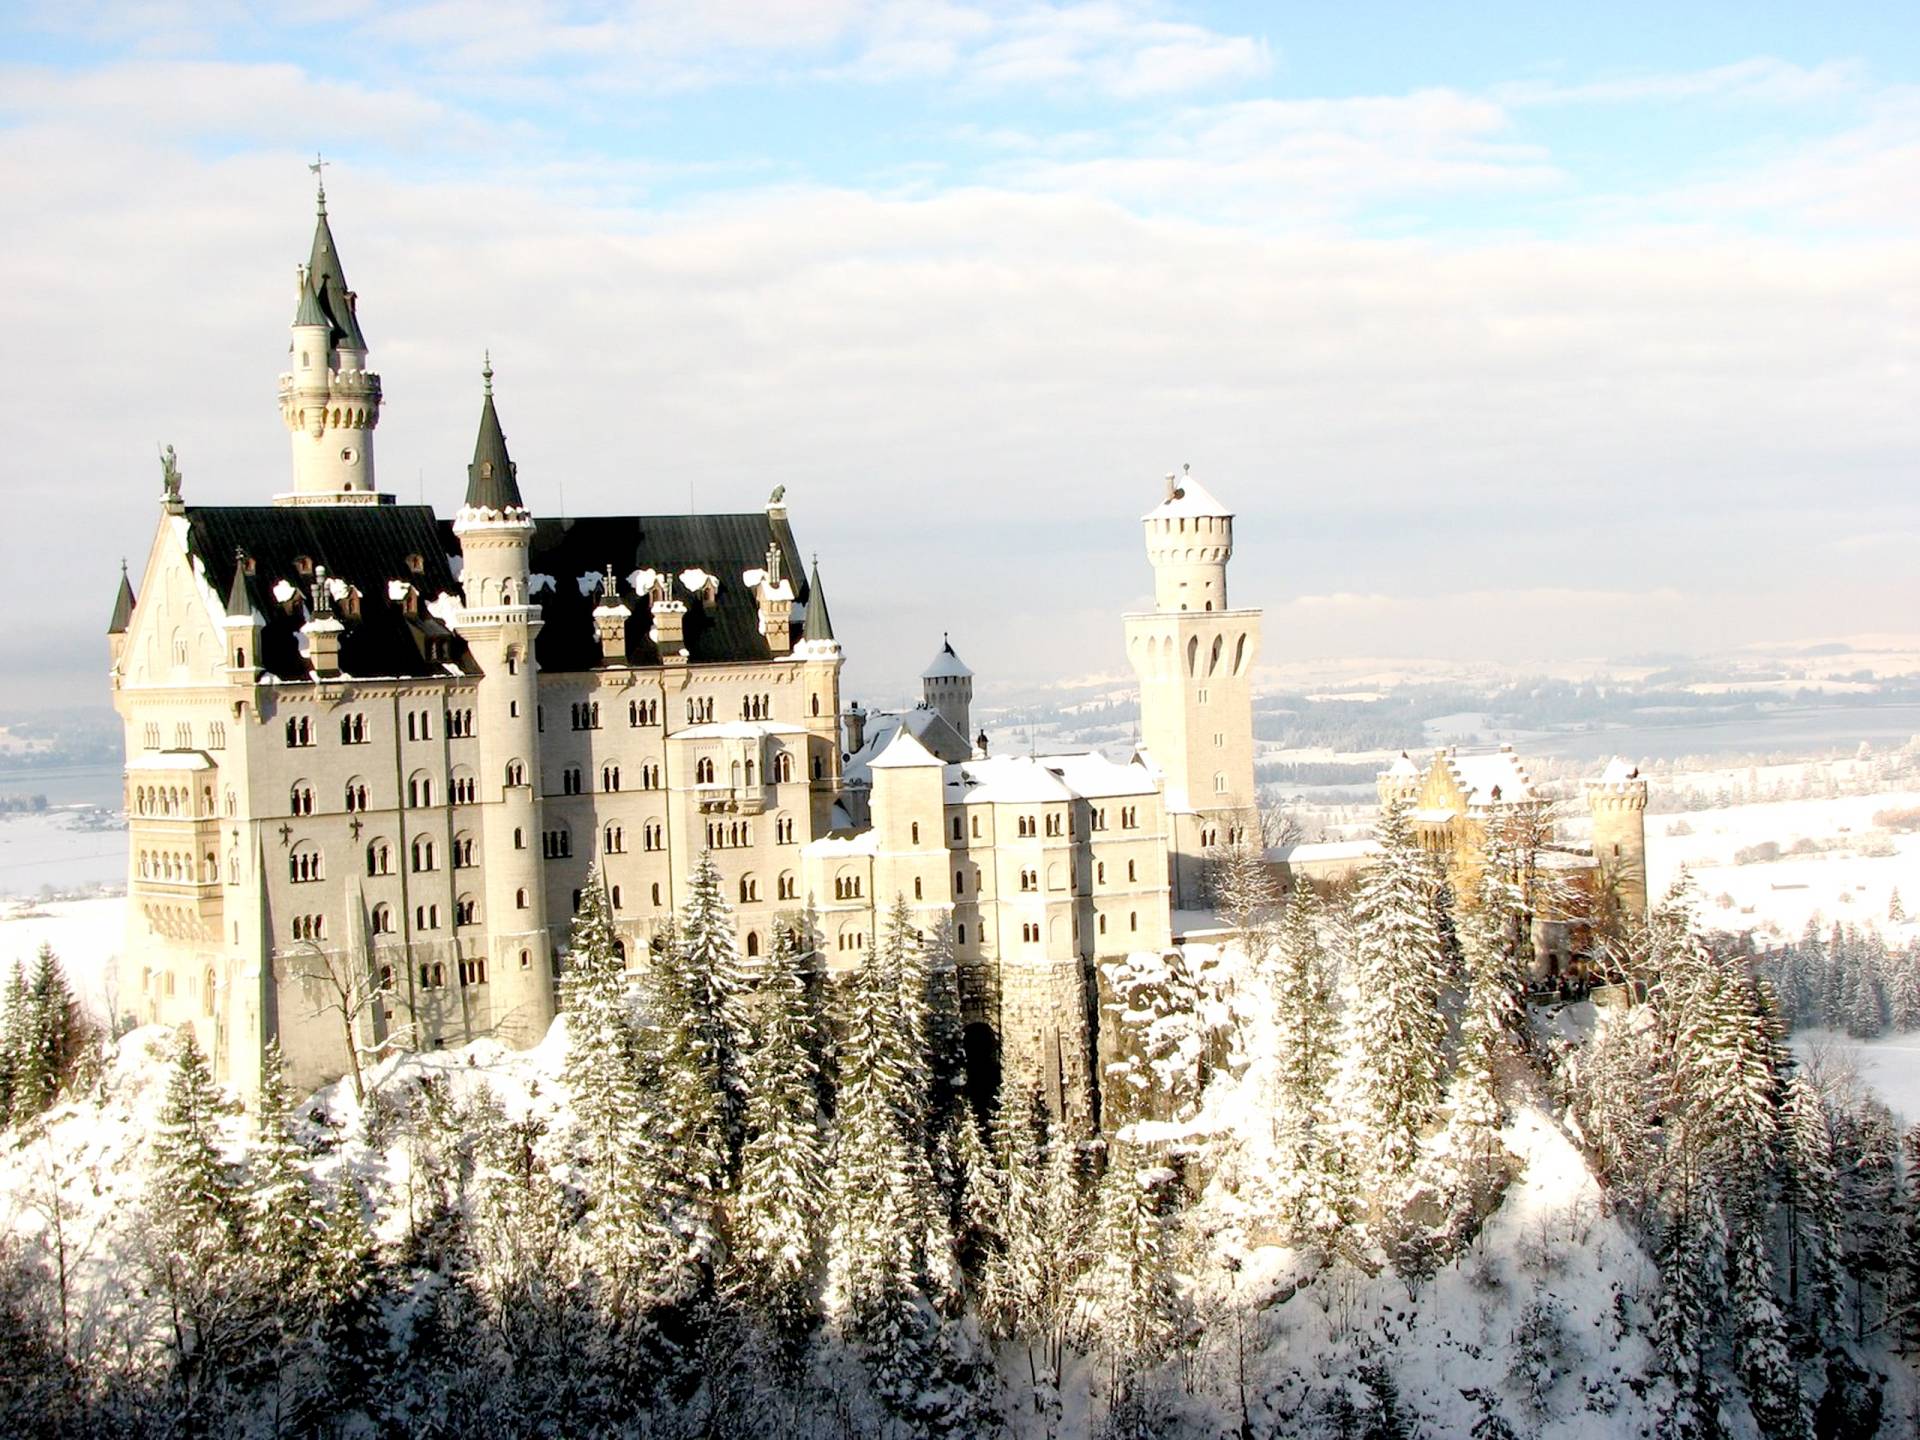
top-left (310, 152), bottom-right (329, 213)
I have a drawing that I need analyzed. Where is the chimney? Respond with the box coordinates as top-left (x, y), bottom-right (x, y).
top-left (303, 566), bottom-right (343, 677)
top-left (756, 542), bottom-right (793, 656)
top-left (844, 702), bottom-right (866, 756)
top-left (592, 565), bottom-right (631, 665)
top-left (649, 570), bottom-right (687, 667)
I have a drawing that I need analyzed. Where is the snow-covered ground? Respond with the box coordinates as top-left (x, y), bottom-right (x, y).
top-left (0, 805), bottom-right (127, 900)
top-left (1790, 1030), bottom-right (1920, 1129)
top-left (0, 894), bottom-right (125, 1018)
top-left (1645, 787), bottom-right (1920, 944)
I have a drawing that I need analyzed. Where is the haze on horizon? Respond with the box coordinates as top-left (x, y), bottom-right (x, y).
top-left (4, 2), bottom-right (1918, 710)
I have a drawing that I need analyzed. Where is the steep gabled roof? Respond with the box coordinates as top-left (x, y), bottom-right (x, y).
top-left (444, 509), bottom-right (816, 674)
top-left (107, 562), bottom-right (135, 635)
top-left (184, 505), bottom-right (469, 680)
top-left (224, 549), bottom-right (258, 619)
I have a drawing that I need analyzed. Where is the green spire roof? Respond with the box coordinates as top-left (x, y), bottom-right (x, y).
top-left (306, 201), bottom-right (367, 352)
top-left (805, 557), bottom-right (835, 643)
top-left (465, 356), bottom-right (523, 511)
top-left (108, 561), bottom-right (135, 635)
top-left (292, 268), bottom-right (329, 328)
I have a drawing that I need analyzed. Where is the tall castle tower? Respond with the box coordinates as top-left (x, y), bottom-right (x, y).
top-left (1123, 466), bottom-right (1262, 909)
top-left (921, 635), bottom-right (973, 740)
top-left (1585, 758), bottom-right (1650, 924)
top-left (278, 170), bottom-right (385, 505)
top-left (451, 362), bottom-right (555, 1044)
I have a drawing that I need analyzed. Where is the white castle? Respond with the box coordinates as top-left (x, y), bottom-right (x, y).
top-left (106, 181), bottom-right (1270, 1122)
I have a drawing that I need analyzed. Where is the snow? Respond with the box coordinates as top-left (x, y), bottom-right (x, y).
top-left (425, 590), bottom-right (462, 628)
top-left (1445, 746), bottom-right (1538, 807)
top-left (866, 728), bottom-right (942, 770)
top-left (0, 810), bottom-right (126, 901)
top-left (270, 578), bottom-right (297, 603)
top-left (947, 755), bottom-right (1075, 804)
top-left (1140, 473), bottom-right (1232, 521)
top-left (1039, 750), bottom-right (1157, 799)
top-left (386, 578), bottom-right (412, 601)
top-left (1597, 756), bottom-right (1641, 785)
top-left (0, 894), bottom-right (124, 1014)
top-left (1269, 838), bottom-right (1378, 863)
top-left (1790, 1029), bottom-right (1920, 1128)
top-left (528, 572), bottom-right (556, 593)
top-left (627, 567), bottom-right (660, 597)
top-left (678, 567), bottom-right (712, 593)
top-left (922, 642), bottom-right (972, 680)
top-left (741, 566), bottom-right (766, 588)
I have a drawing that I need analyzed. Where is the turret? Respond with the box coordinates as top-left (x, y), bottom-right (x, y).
top-left (1377, 751), bottom-right (1421, 809)
top-left (222, 549), bottom-right (262, 682)
top-left (449, 360), bottom-right (553, 1046)
top-left (1585, 757), bottom-right (1649, 922)
top-left (921, 634), bottom-right (973, 741)
top-left (277, 170), bottom-right (384, 504)
top-left (1142, 462), bottom-right (1232, 612)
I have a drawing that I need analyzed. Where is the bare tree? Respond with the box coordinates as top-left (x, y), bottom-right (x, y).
top-left (289, 938), bottom-right (400, 1106)
top-left (1258, 799), bottom-right (1306, 851)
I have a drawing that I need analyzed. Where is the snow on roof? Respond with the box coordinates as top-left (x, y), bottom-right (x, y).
top-left (922, 638), bottom-right (972, 680)
top-left (1596, 756), bottom-right (1642, 784)
top-left (1446, 746), bottom-right (1536, 807)
top-left (126, 750), bottom-right (214, 771)
top-left (1269, 839), bottom-right (1379, 864)
top-left (1141, 471), bottom-right (1232, 522)
top-left (1040, 750), bottom-right (1157, 799)
top-left (672, 720), bottom-right (806, 740)
top-left (803, 831), bottom-right (879, 858)
top-left (947, 755), bottom-right (1075, 805)
top-left (1385, 751), bottom-right (1420, 778)
top-left (868, 727), bottom-right (943, 770)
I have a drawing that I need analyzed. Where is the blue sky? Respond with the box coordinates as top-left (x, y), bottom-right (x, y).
top-left (4, 2), bottom-right (1919, 704)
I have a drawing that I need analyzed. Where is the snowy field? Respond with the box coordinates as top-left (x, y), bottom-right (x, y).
top-left (1790, 1030), bottom-right (1920, 1129)
top-left (0, 805), bottom-right (127, 900)
top-left (0, 894), bottom-right (123, 1017)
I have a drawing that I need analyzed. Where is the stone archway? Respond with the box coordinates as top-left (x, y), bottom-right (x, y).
top-left (962, 1021), bottom-right (1000, 1119)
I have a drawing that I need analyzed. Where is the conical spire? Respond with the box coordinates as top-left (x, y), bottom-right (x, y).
top-left (805, 555), bottom-right (835, 643)
top-left (465, 354), bottom-right (523, 512)
top-left (292, 264), bottom-right (329, 328)
top-left (225, 548), bottom-right (256, 619)
top-left (306, 181), bottom-right (367, 352)
top-left (108, 560), bottom-right (135, 635)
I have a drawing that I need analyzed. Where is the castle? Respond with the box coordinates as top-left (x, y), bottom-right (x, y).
top-left (108, 178), bottom-right (1645, 1120)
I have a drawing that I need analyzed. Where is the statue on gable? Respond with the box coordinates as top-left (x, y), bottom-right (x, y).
top-left (159, 444), bottom-right (182, 502)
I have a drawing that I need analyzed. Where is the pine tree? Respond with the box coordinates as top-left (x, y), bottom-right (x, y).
top-left (1887, 947), bottom-right (1920, 1032)
top-left (561, 868), bottom-right (675, 1315)
top-left (730, 923), bottom-right (826, 1333)
top-left (248, 1041), bottom-right (327, 1299)
top-left (920, 911), bottom-right (967, 1144)
top-left (1779, 1074), bottom-right (1844, 1335)
top-left (1266, 890), bottom-right (1347, 1246)
top-left (673, 851), bottom-right (754, 1172)
top-left (824, 937), bottom-right (938, 1415)
top-left (1890, 887), bottom-right (1906, 923)
top-left (1346, 800), bottom-right (1449, 1186)
top-left (1091, 1143), bottom-right (1187, 1411)
top-left (0, 961), bottom-right (27, 1126)
top-left (19, 947), bottom-right (84, 1116)
top-left (1727, 1211), bottom-right (1810, 1440)
top-left (1651, 1192), bottom-right (1727, 1440)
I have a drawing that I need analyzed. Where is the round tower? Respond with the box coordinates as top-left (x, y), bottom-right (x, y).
top-left (450, 360), bottom-right (554, 1046)
top-left (1144, 463), bottom-right (1232, 612)
top-left (921, 634), bottom-right (973, 740)
top-left (277, 174), bottom-right (383, 503)
top-left (1377, 751), bottom-right (1421, 810)
top-left (1585, 757), bottom-right (1649, 922)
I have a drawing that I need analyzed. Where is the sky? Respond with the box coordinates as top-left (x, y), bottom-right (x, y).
top-left (3, 2), bottom-right (1918, 710)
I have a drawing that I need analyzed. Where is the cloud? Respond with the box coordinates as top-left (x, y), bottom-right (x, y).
top-left (1496, 57), bottom-right (1867, 108)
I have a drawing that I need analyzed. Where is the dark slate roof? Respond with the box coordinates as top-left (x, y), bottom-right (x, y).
top-left (292, 275), bottom-right (329, 329)
top-left (805, 557), bottom-right (835, 642)
top-left (306, 206), bottom-right (367, 352)
top-left (183, 506), bottom-right (470, 681)
top-left (466, 388), bottom-right (522, 511)
top-left (108, 564), bottom-right (135, 635)
top-left (433, 510), bottom-right (816, 674)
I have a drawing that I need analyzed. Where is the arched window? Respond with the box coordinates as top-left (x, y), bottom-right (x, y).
top-left (343, 778), bottom-right (369, 812)
top-left (515, 887), bottom-right (529, 910)
top-left (746, 931), bottom-right (761, 958)
top-left (696, 757), bottom-right (716, 785)
top-left (288, 782), bottom-right (314, 816)
top-left (602, 763), bottom-right (620, 792)
top-left (288, 845), bottom-right (323, 884)
top-left (652, 882), bottom-right (662, 906)
top-left (911, 822), bottom-right (920, 844)
top-left (778, 872), bottom-right (796, 900)
top-left (365, 840), bottom-right (391, 876)
top-left (505, 760), bottom-right (525, 788)
top-left (775, 751), bottom-right (793, 783)
top-left (957, 923), bottom-right (967, 945)
top-left (372, 902), bottom-right (394, 934)
top-left (740, 875), bottom-right (759, 903)
top-left (411, 836), bottom-right (436, 872)
top-left (913, 877), bottom-right (923, 900)
top-left (1099, 913), bottom-right (1107, 935)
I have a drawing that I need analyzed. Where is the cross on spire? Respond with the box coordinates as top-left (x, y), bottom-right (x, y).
top-left (310, 152), bottom-right (329, 214)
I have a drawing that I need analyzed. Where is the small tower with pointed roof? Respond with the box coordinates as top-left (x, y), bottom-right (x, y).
top-left (1586, 757), bottom-right (1649, 923)
top-left (107, 560), bottom-right (136, 679)
top-left (922, 634), bottom-right (973, 741)
top-left (449, 359), bottom-right (554, 1044)
top-left (277, 167), bottom-right (386, 504)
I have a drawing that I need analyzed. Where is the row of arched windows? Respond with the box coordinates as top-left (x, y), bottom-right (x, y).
top-left (137, 848), bottom-right (216, 884)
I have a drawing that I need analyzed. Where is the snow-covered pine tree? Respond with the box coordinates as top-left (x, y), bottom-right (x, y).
top-left (1886, 943), bottom-right (1920, 1032)
top-left (1890, 886), bottom-right (1906, 923)
top-left (730, 922), bottom-right (826, 1333)
top-left (145, 1026), bottom-right (261, 1414)
top-left (948, 1096), bottom-right (1001, 1279)
top-left (1727, 1210), bottom-right (1810, 1440)
top-left (1778, 1073), bottom-right (1844, 1336)
top-left (824, 934), bottom-right (937, 1416)
top-left (19, 946), bottom-right (85, 1116)
top-left (1345, 799), bottom-right (1449, 1189)
top-left (560, 866), bottom-right (674, 1315)
top-left (1090, 1143), bottom-right (1188, 1411)
top-left (920, 910), bottom-right (967, 1145)
top-left (1833, 1097), bottom-right (1903, 1341)
top-left (248, 1041), bottom-right (327, 1300)
top-left (1651, 1189), bottom-right (1728, 1440)
top-left (671, 850), bottom-right (754, 1179)
top-left (1895, 1124), bottom-right (1920, 1358)
top-left (1266, 889), bottom-right (1348, 1248)
top-left (0, 961), bottom-right (27, 1126)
